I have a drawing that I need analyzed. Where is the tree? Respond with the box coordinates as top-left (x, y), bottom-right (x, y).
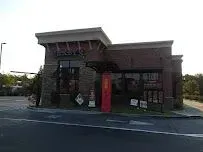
top-left (31, 66), bottom-right (43, 94)
top-left (28, 66), bottom-right (43, 106)
top-left (0, 73), bottom-right (35, 96)
top-left (0, 74), bottom-right (16, 87)
top-left (195, 74), bottom-right (203, 96)
top-left (183, 79), bottom-right (199, 95)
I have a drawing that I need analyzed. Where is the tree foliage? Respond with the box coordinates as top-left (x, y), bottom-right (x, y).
top-left (0, 66), bottom-right (43, 96)
top-left (0, 74), bottom-right (16, 87)
top-left (183, 79), bottom-right (199, 95)
top-left (183, 73), bottom-right (203, 101)
top-left (30, 66), bottom-right (43, 95)
top-left (195, 74), bottom-right (203, 96)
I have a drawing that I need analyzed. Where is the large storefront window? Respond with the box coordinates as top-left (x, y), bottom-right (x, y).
top-left (112, 72), bottom-right (163, 103)
top-left (112, 73), bottom-right (123, 94)
top-left (125, 73), bottom-right (140, 92)
top-left (59, 61), bottom-right (81, 94)
top-left (143, 73), bottom-right (162, 90)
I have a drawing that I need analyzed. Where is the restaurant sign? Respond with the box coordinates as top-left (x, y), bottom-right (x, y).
top-left (56, 49), bottom-right (85, 57)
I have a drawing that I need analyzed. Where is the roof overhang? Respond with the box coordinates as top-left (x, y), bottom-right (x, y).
top-left (172, 55), bottom-right (183, 61)
top-left (35, 27), bottom-right (112, 46)
top-left (107, 40), bottom-right (174, 50)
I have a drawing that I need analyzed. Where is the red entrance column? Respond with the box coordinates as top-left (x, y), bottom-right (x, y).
top-left (101, 73), bottom-right (112, 112)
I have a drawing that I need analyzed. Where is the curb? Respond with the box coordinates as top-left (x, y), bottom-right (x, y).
top-left (27, 106), bottom-right (103, 115)
top-left (112, 113), bottom-right (203, 119)
top-left (27, 106), bottom-right (203, 119)
top-left (100, 111), bottom-right (203, 119)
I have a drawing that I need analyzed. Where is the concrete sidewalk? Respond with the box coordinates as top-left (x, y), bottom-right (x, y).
top-left (27, 99), bottom-right (203, 118)
top-left (28, 106), bottom-right (199, 119)
top-left (184, 99), bottom-right (203, 111)
top-left (173, 100), bottom-right (203, 117)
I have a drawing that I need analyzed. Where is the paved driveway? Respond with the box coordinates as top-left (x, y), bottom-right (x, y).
top-left (0, 96), bottom-right (28, 111)
top-left (173, 99), bottom-right (203, 116)
top-left (184, 99), bottom-right (203, 111)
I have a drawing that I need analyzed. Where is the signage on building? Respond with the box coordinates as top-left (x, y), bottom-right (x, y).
top-left (47, 42), bottom-right (86, 57)
top-left (88, 101), bottom-right (95, 107)
top-left (75, 93), bottom-right (84, 105)
top-left (88, 89), bottom-right (96, 107)
top-left (56, 49), bottom-right (85, 57)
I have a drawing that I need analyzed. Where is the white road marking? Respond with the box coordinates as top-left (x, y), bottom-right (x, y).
top-left (0, 105), bottom-right (27, 111)
top-left (28, 109), bottom-right (57, 114)
top-left (0, 117), bottom-right (203, 138)
top-left (47, 115), bottom-right (62, 119)
top-left (0, 99), bottom-right (10, 101)
top-left (106, 119), bottom-right (127, 123)
top-left (129, 120), bottom-right (153, 125)
top-left (0, 109), bottom-right (9, 112)
top-left (15, 100), bottom-right (25, 102)
top-left (0, 103), bottom-right (28, 106)
top-left (107, 119), bottom-right (153, 125)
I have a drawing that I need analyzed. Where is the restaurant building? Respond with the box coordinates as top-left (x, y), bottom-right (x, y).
top-left (35, 27), bottom-right (183, 111)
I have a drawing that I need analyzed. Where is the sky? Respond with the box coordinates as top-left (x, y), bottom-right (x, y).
top-left (0, 0), bottom-right (202, 75)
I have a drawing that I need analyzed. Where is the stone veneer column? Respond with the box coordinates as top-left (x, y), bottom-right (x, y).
top-left (41, 47), bottom-right (58, 106)
top-left (41, 64), bottom-right (58, 106)
top-left (79, 62), bottom-right (96, 102)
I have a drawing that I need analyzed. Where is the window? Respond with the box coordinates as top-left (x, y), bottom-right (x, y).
top-left (144, 91), bottom-right (148, 101)
top-left (153, 91), bottom-right (158, 103)
top-left (159, 91), bottom-right (163, 103)
top-left (59, 61), bottom-right (81, 94)
top-left (148, 91), bottom-right (153, 102)
top-left (111, 72), bottom-right (163, 103)
top-left (125, 73), bottom-right (140, 92)
top-left (112, 73), bottom-right (123, 94)
top-left (143, 73), bottom-right (159, 81)
top-left (143, 72), bottom-right (162, 90)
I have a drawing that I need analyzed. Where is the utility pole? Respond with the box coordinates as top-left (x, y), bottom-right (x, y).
top-left (0, 42), bottom-right (6, 72)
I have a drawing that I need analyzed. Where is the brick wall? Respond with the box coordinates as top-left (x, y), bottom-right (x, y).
top-left (104, 47), bottom-right (171, 69)
top-left (105, 47), bottom-right (174, 110)
top-left (172, 58), bottom-right (183, 108)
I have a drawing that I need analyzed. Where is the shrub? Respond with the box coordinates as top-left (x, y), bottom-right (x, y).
top-left (200, 96), bottom-right (203, 102)
top-left (174, 101), bottom-right (183, 109)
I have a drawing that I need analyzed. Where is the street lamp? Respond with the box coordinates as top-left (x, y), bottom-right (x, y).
top-left (0, 42), bottom-right (6, 71)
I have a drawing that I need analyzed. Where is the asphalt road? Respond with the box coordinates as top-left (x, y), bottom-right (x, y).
top-left (0, 96), bottom-right (203, 152)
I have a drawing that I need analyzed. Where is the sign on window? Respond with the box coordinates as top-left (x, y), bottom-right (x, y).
top-left (75, 93), bottom-right (84, 105)
top-left (130, 99), bottom-right (138, 106)
top-left (140, 100), bottom-right (147, 109)
top-left (88, 89), bottom-right (96, 107)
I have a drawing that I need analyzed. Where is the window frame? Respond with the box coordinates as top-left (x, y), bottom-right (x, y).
top-left (58, 60), bottom-right (81, 94)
